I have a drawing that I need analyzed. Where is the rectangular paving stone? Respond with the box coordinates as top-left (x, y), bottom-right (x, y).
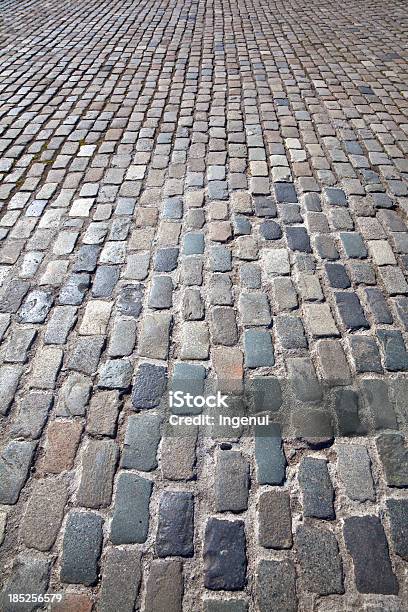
top-left (107, 317), bottom-right (136, 357)
top-left (10, 391), bottom-right (52, 439)
top-left (343, 515), bottom-right (398, 594)
top-left (86, 390), bottom-right (119, 437)
top-left (99, 548), bottom-right (141, 612)
top-left (30, 346), bottom-right (63, 389)
top-left (296, 525), bottom-right (344, 595)
top-left (386, 499), bottom-right (408, 561)
top-left (22, 478), bottom-right (68, 551)
top-left (156, 490), bottom-right (194, 557)
top-left (244, 329), bottom-right (275, 368)
top-left (67, 335), bottom-right (105, 375)
top-left (121, 413), bottom-right (161, 471)
top-left (239, 293), bottom-right (271, 326)
top-left (138, 312), bottom-right (172, 359)
top-left (258, 490), bottom-right (292, 549)
top-left (287, 357), bottom-right (322, 402)
top-left (204, 518), bottom-right (247, 591)
top-left (256, 560), bottom-right (297, 612)
top-left (334, 291), bottom-right (369, 330)
top-left (131, 363), bottom-right (167, 409)
top-left (0, 440), bottom-right (36, 504)
top-left (361, 379), bottom-right (397, 430)
top-left (110, 472), bottom-right (152, 544)
top-left (304, 303), bottom-right (339, 337)
top-left (77, 440), bottom-right (118, 508)
top-left (44, 305), bottom-right (77, 344)
top-left (255, 424), bottom-right (286, 485)
top-left (211, 306), bottom-right (238, 345)
top-left (316, 339), bottom-right (351, 385)
top-left (79, 300), bottom-right (112, 335)
top-left (144, 560), bottom-right (184, 612)
top-left (215, 451), bottom-right (249, 513)
top-left (298, 457), bottom-right (335, 519)
top-left (60, 511), bottom-right (103, 586)
top-left (0, 364), bottom-right (23, 415)
top-left (376, 433), bottom-right (408, 487)
top-left (337, 444), bottom-right (375, 502)
top-left (40, 420), bottom-right (82, 474)
top-left (262, 248), bottom-right (290, 276)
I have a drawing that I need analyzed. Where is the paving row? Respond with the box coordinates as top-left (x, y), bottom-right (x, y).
top-left (0, 0), bottom-right (408, 609)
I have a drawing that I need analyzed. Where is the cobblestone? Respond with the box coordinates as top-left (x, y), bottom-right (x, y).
top-left (344, 516), bottom-right (398, 594)
top-left (1, 0), bottom-right (408, 608)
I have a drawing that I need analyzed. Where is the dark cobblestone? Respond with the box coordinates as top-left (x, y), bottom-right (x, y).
top-left (156, 491), bottom-right (194, 557)
top-left (204, 518), bottom-right (247, 591)
top-left (344, 515), bottom-right (398, 594)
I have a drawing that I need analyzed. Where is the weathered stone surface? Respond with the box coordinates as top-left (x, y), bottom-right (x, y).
top-left (156, 491), bottom-right (194, 557)
top-left (344, 515), bottom-right (398, 594)
top-left (161, 426), bottom-right (197, 480)
top-left (99, 548), bottom-right (141, 612)
top-left (0, 554), bottom-right (51, 612)
top-left (298, 457), bottom-right (335, 519)
top-left (77, 439), bottom-right (118, 508)
top-left (138, 313), bottom-right (172, 359)
top-left (55, 373), bottom-right (91, 416)
top-left (132, 363), bottom-right (167, 409)
top-left (144, 560), bottom-right (184, 612)
top-left (121, 413), bottom-right (161, 471)
top-left (337, 444), bottom-right (375, 501)
top-left (256, 560), bottom-right (297, 612)
top-left (40, 420), bottom-right (82, 474)
top-left (376, 433), bottom-right (408, 487)
top-left (296, 525), bottom-right (344, 595)
top-left (215, 451), bottom-right (249, 513)
top-left (0, 365), bottom-right (24, 415)
top-left (110, 473), bottom-right (152, 544)
top-left (258, 490), bottom-right (292, 549)
top-left (22, 478), bottom-right (68, 550)
top-left (204, 518), bottom-right (247, 591)
top-left (60, 511), bottom-right (103, 585)
top-left (0, 440), bottom-right (36, 504)
top-left (386, 499), bottom-right (408, 561)
top-left (87, 390), bottom-right (120, 437)
top-left (255, 424), bottom-right (286, 485)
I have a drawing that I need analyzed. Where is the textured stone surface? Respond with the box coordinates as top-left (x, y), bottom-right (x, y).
top-left (344, 516), bottom-right (398, 594)
top-left (0, 554), bottom-right (51, 612)
top-left (110, 473), bottom-right (152, 544)
top-left (256, 560), bottom-right (297, 612)
top-left (296, 525), bottom-right (344, 595)
top-left (60, 511), bottom-right (103, 586)
top-left (204, 518), bottom-right (247, 591)
top-left (1, 1), bottom-right (408, 609)
top-left (99, 548), bottom-right (141, 612)
top-left (0, 440), bottom-right (36, 504)
top-left (144, 560), bottom-right (183, 612)
top-left (215, 451), bottom-right (249, 513)
top-left (22, 478), bottom-right (68, 550)
top-left (156, 491), bottom-right (194, 557)
top-left (298, 457), bottom-right (335, 519)
top-left (258, 490), bottom-right (292, 549)
top-left (77, 440), bottom-right (118, 508)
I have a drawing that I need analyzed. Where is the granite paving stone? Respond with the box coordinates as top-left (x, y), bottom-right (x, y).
top-left (2, 0), bottom-right (408, 609)
top-left (344, 516), bottom-right (398, 594)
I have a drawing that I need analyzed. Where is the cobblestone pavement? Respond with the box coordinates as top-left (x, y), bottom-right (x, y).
top-left (1, 0), bottom-right (408, 609)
